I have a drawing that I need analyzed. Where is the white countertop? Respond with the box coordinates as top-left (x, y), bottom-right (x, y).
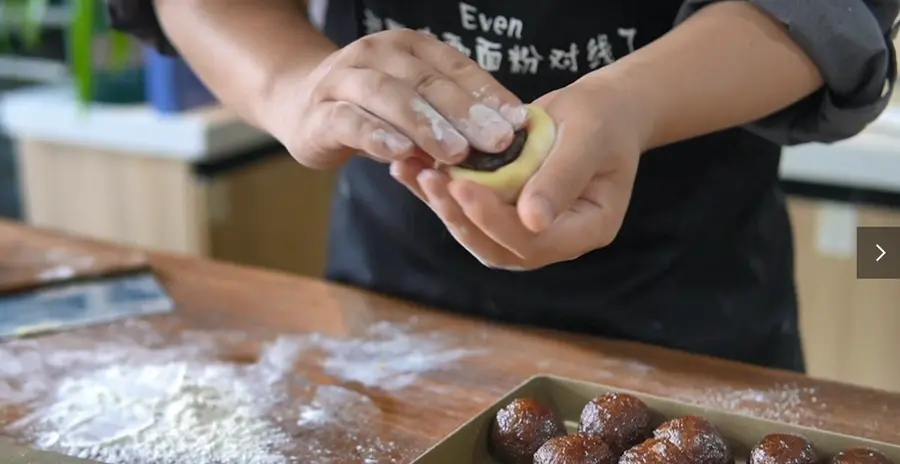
top-left (2, 84), bottom-right (900, 193)
top-left (0, 85), bottom-right (273, 161)
top-left (780, 110), bottom-right (900, 194)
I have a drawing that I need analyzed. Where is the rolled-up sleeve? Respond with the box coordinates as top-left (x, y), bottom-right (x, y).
top-left (106, 0), bottom-right (177, 56)
top-left (676, 0), bottom-right (899, 145)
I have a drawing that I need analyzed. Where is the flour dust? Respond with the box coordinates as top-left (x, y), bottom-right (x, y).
top-left (290, 384), bottom-right (401, 463)
top-left (673, 383), bottom-right (829, 427)
top-left (297, 385), bottom-right (380, 427)
top-left (13, 362), bottom-right (290, 464)
top-left (0, 319), bottom-right (482, 463)
top-left (313, 321), bottom-right (486, 390)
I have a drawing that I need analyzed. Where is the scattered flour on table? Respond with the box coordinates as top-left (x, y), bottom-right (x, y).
top-left (291, 384), bottom-right (401, 463)
top-left (297, 385), bottom-right (380, 427)
top-left (37, 265), bottom-right (77, 281)
top-left (674, 383), bottom-right (828, 425)
top-left (311, 321), bottom-right (486, 390)
top-left (20, 247), bottom-right (96, 282)
top-left (14, 362), bottom-right (290, 464)
top-left (0, 319), bottom-right (481, 463)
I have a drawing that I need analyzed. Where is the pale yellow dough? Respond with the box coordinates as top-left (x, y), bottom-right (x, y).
top-left (443, 104), bottom-right (556, 203)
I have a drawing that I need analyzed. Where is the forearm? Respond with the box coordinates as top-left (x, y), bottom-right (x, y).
top-left (155, 0), bottom-right (338, 128)
top-left (591, 1), bottom-right (824, 150)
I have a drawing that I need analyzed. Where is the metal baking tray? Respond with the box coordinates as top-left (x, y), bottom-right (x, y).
top-left (412, 374), bottom-right (900, 463)
top-left (0, 438), bottom-right (94, 464)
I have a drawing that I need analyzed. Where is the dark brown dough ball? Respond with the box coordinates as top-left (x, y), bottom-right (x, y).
top-left (749, 433), bottom-right (819, 464)
top-left (578, 393), bottom-right (651, 456)
top-left (831, 448), bottom-right (894, 464)
top-left (533, 434), bottom-right (616, 464)
top-left (490, 397), bottom-right (566, 464)
top-left (652, 415), bottom-right (734, 464)
top-left (618, 438), bottom-right (690, 464)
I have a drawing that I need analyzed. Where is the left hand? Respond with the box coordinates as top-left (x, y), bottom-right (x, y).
top-left (390, 75), bottom-right (650, 270)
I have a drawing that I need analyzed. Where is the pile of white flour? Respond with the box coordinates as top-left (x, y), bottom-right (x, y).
top-left (15, 362), bottom-right (290, 464)
top-left (1, 320), bottom-right (485, 463)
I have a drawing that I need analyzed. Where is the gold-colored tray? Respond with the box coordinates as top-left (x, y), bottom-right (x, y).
top-left (412, 375), bottom-right (900, 463)
top-left (0, 438), bottom-right (95, 464)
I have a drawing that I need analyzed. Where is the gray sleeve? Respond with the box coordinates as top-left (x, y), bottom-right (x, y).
top-left (675, 0), bottom-right (899, 146)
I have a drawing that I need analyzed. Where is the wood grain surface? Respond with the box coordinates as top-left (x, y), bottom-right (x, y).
top-left (0, 221), bottom-right (148, 294)
top-left (0, 221), bottom-right (898, 462)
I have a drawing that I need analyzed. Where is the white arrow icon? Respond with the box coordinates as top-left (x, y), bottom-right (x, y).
top-left (876, 244), bottom-right (887, 262)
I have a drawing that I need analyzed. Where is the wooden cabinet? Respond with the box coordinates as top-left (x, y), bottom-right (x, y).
top-left (16, 139), bottom-right (337, 278)
top-left (202, 153), bottom-right (337, 277)
top-left (17, 139), bottom-right (208, 254)
top-left (790, 197), bottom-right (900, 392)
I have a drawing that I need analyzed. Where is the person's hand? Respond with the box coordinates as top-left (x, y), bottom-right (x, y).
top-left (389, 76), bottom-right (651, 270)
top-left (264, 29), bottom-right (529, 169)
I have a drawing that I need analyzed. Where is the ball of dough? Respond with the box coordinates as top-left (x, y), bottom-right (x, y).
top-left (578, 393), bottom-right (651, 456)
top-left (533, 433), bottom-right (616, 464)
top-left (748, 433), bottom-right (819, 464)
top-left (652, 415), bottom-right (733, 464)
top-left (490, 397), bottom-right (566, 464)
top-left (830, 448), bottom-right (894, 464)
top-left (619, 438), bottom-right (691, 464)
top-left (442, 104), bottom-right (556, 203)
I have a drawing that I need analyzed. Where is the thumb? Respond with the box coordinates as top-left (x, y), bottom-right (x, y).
top-left (517, 121), bottom-right (594, 233)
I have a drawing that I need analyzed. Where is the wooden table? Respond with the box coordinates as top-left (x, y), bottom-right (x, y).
top-left (1, 222), bottom-right (899, 462)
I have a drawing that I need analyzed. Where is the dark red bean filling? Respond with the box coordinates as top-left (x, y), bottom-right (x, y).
top-left (457, 129), bottom-right (528, 171)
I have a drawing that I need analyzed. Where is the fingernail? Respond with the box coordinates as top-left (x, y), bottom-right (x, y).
top-left (469, 103), bottom-right (514, 151)
top-left (389, 161), bottom-right (402, 179)
top-left (418, 170), bottom-right (449, 206)
top-left (417, 168), bottom-right (439, 185)
top-left (500, 104), bottom-right (529, 128)
top-left (441, 128), bottom-right (469, 160)
top-left (372, 129), bottom-right (413, 155)
top-left (449, 224), bottom-right (469, 236)
top-left (528, 194), bottom-right (556, 231)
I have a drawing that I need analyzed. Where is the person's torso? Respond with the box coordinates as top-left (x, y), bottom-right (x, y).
top-left (320, 0), bottom-right (797, 364)
top-left (325, 0), bottom-right (680, 101)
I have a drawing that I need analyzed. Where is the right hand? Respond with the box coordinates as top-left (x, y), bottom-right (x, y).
top-left (265, 29), bottom-right (529, 169)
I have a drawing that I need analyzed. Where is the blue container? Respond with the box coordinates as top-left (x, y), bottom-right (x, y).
top-left (144, 46), bottom-right (216, 114)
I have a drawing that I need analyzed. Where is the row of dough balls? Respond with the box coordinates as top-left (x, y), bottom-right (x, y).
top-left (489, 394), bottom-right (893, 464)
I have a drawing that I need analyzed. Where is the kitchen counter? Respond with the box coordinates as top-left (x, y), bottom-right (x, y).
top-left (0, 221), bottom-right (898, 463)
top-left (0, 85), bottom-right (272, 161)
top-left (780, 109), bottom-right (900, 196)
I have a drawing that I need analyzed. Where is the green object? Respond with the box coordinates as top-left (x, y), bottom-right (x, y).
top-left (67, 0), bottom-right (145, 104)
top-left (0, 0), bottom-right (49, 50)
top-left (70, 0), bottom-right (142, 104)
top-left (1, 0), bottom-right (141, 105)
top-left (68, 0), bottom-right (94, 103)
